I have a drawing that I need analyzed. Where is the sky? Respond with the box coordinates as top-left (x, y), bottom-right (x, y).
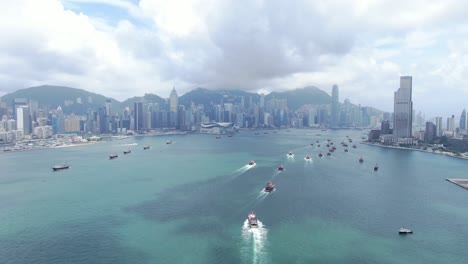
top-left (0, 0), bottom-right (468, 117)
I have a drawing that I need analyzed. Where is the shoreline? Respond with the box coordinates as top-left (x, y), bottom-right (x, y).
top-left (0, 141), bottom-right (104, 154)
top-left (361, 141), bottom-right (468, 160)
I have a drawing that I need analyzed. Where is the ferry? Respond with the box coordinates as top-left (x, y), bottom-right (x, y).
top-left (143, 146), bottom-right (151, 150)
top-left (248, 160), bottom-right (256, 166)
top-left (399, 228), bottom-right (413, 234)
top-left (109, 153), bottom-right (118, 159)
top-left (166, 141), bottom-right (173, 144)
top-left (265, 182), bottom-right (275, 192)
top-left (52, 164), bottom-right (69, 171)
top-left (123, 150), bottom-right (131, 154)
top-left (277, 164), bottom-right (285, 172)
top-left (374, 164), bottom-right (379, 171)
top-left (247, 212), bottom-right (259, 228)
top-left (359, 157), bottom-right (364, 163)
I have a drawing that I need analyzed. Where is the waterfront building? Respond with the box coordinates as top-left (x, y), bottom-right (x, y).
top-left (460, 109), bottom-right (466, 130)
top-left (393, 76), bottom-right (413, 139)
top-left (200, 122), bottom-right (233, 134)
top-left (380, 120), bottom-right (391, 135)
top-left (331, 84), bottom-right (339, 128)
top-left (16, 106), bottom-right (31, 135)
top-left (425, 122), bottom-right (436, 142)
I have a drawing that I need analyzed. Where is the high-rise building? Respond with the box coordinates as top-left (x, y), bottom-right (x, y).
top-left (435, 117), bottom-right (443, 137)
top-left (169, 87), bottom-right (178, 128)
top-left (447, 115), bottom-right (455, 135)
top-left (133, 102), bottom-right (143, 131)
top-left (460, 109), bottom-right (466, 130)
top-left (331, 84), bottom-right (339, 128)
top-left (16, 106), bottom-right (31, 135)
top-left (105, 99), bottom-right (112, 116)
top-left (393, 76), bottom-right (413, 138)
top-left (13, 98), bottom-right (28, 119)
top-left (425, 122), bottom-right (436, 142)
top-left (381, 120), bottom-right (391, 135)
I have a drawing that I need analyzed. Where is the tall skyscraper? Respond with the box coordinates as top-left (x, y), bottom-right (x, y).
top-left (133, 102), bottom-right (143, 131)
top-left (331, 84), bottom-right (339, 128)
top-left (169, 87), bottom-right (178, 128)
top-left (393, 76), bottom-right (413, 138)
top-left (447, 115), bottom-right (455, 134)
top-left (460, 109), bottom-right (466, 130)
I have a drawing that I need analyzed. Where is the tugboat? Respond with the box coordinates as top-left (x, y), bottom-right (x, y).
top-left (399, 227), bottom-right (413, 234)
top-left (305, 155), bottom-right (311, 161)
top-left (318, 152), bottom-right (323, 158)
top-left (265, 182), bottom-right (275, 192)
top-left (374, 164), bottom-right (379, 171)
top-left (166, 141), bottom-right (173, 144)
top-left (277, 164), bottom-right (285, 172)
top-left (248, 160), bottom-right (256, 166)
top-left (52, 164), bottom-right (69, 171)
top-left (359, 156), bottom-right (364, 163)
top-left (247, 212), bottom-right (259, 228)
top-left (123, 150), bottom-right (131, 154)
top-left (143, 145), bottom-right (150, 150)
top-left (109, 153), bottom-right (118, 159)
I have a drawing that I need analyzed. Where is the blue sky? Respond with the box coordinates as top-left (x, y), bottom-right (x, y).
top-left (1, 0), bottom-right (468, 118)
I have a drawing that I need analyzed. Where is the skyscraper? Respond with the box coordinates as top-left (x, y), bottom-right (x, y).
top-left (435, 117), bottom-right (443, 137)
top-left (460, 109), bottom-right (466, 130)
top-left (16, 106), bottom-right (31, 135)
top-left (133, 102), bottom-right (143, 131)
top-left (169, 87), bottom-right (178, 128)
top-left (331, 84), bottom-right (339, 128)
top-left (393, 76), bottom-right (413, 138)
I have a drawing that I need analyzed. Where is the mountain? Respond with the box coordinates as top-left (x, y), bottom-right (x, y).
top-left (179, 88), bottom-right (260, 108)
top-left (265, 86), bottom-right (332, 110)
top-left (0, 85), bottom-right (119, 115)
top-left (121, 93), bottom-right (166, 109)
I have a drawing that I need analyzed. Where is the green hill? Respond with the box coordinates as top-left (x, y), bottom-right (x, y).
top-left (0, 85), bottom-right (120, 115)
top-left (266, 86), bottom-right (331, 110)
top-left (121, 93), bottom-right (166, 109)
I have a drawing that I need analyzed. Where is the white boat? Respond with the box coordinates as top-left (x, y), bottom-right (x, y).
top-left (399, 228), bottom-right (413, 234)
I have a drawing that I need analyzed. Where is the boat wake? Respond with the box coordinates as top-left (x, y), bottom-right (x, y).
top-left (117, 143), bottom-right (138, 146)
top-left (232, 164), bottom-right (255, 175)
top-left (241, 220), bottom-right (269, 264)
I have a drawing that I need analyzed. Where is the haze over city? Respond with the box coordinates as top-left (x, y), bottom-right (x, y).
top-left (1, 0), bottom-right (468, 117)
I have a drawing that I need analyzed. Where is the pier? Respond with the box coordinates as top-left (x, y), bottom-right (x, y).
top-left (446, 178), bottom-right (468, 190)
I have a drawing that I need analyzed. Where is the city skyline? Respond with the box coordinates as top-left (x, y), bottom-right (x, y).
top-left (1, 1), bottom-right (468, 117)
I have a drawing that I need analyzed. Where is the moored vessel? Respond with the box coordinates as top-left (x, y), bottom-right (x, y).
top-left (52, 164), bottom-right (69, 171)
top-left (123, 150), bottom-right (131, 154)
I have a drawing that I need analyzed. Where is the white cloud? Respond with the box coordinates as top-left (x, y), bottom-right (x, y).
top-left (0, 0), bottom-right (467, 116)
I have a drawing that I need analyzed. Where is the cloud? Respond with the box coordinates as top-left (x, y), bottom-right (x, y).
top-left (0, 0), bottom-right (467, 117)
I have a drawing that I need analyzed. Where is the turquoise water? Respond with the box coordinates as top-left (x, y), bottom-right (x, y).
top-left (1, 130), bottom-right (468, 263)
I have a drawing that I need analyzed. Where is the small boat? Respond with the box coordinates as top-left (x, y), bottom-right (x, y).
top-left (123, 150), bottom-right (131, 154)
top-left (330, 142), bottom-right (334, 145)
top-left (310, 143), bottom-right (314, 146)
top-left (166, 141), bottom-right (173, 144)
top-left (254, 132), bottom-right (260, 135)
top-left (263, 132), bottom-right (268, 134)
top-left (329, 148), bottom-right (334, 152)
top-left (374, 164), bottom-right (379, 171)
top-left (348, 139), bottom-right (353, 142)
top-left (265, 182), bottom-right (275, 192)
top-left (399, 228), bottom-right (413, 234)
top-left (326, 144), bottom-right (330, 147)
top-left (327, 152), bottom-right (331, 156)
top-left (52, 164), bottom-right (69, 171)
top-left (109, 153), bottom-right (118, 159)
top-left (317, 144), bottom-right (321, 147)
top-left (277, 164), bottom-right (285, 171)
top-left (287, 152), bottom-right (294, 157)
top-left (352, 145), bottom-right (357, 148)
top-left (215, 136), bottom-right (221, 139)
top-left (248, 160), bottom-right (256, 166)
top-left (143, 146), bottom-right (150, 150)
top-left (228, 135), bottom-right (233, 137)
top-left (316, 140), bottom-right (319, 143)
top-left (344, 148), bottom-right (348, 152)
top-left (318, 152), bottom-right (323, 158)
top-left (359, 157), bottom-right (364, 163)
top-left (248, 212), bottom-right (259, 228)
top-left (305, 155), bottom-right (311, 160)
